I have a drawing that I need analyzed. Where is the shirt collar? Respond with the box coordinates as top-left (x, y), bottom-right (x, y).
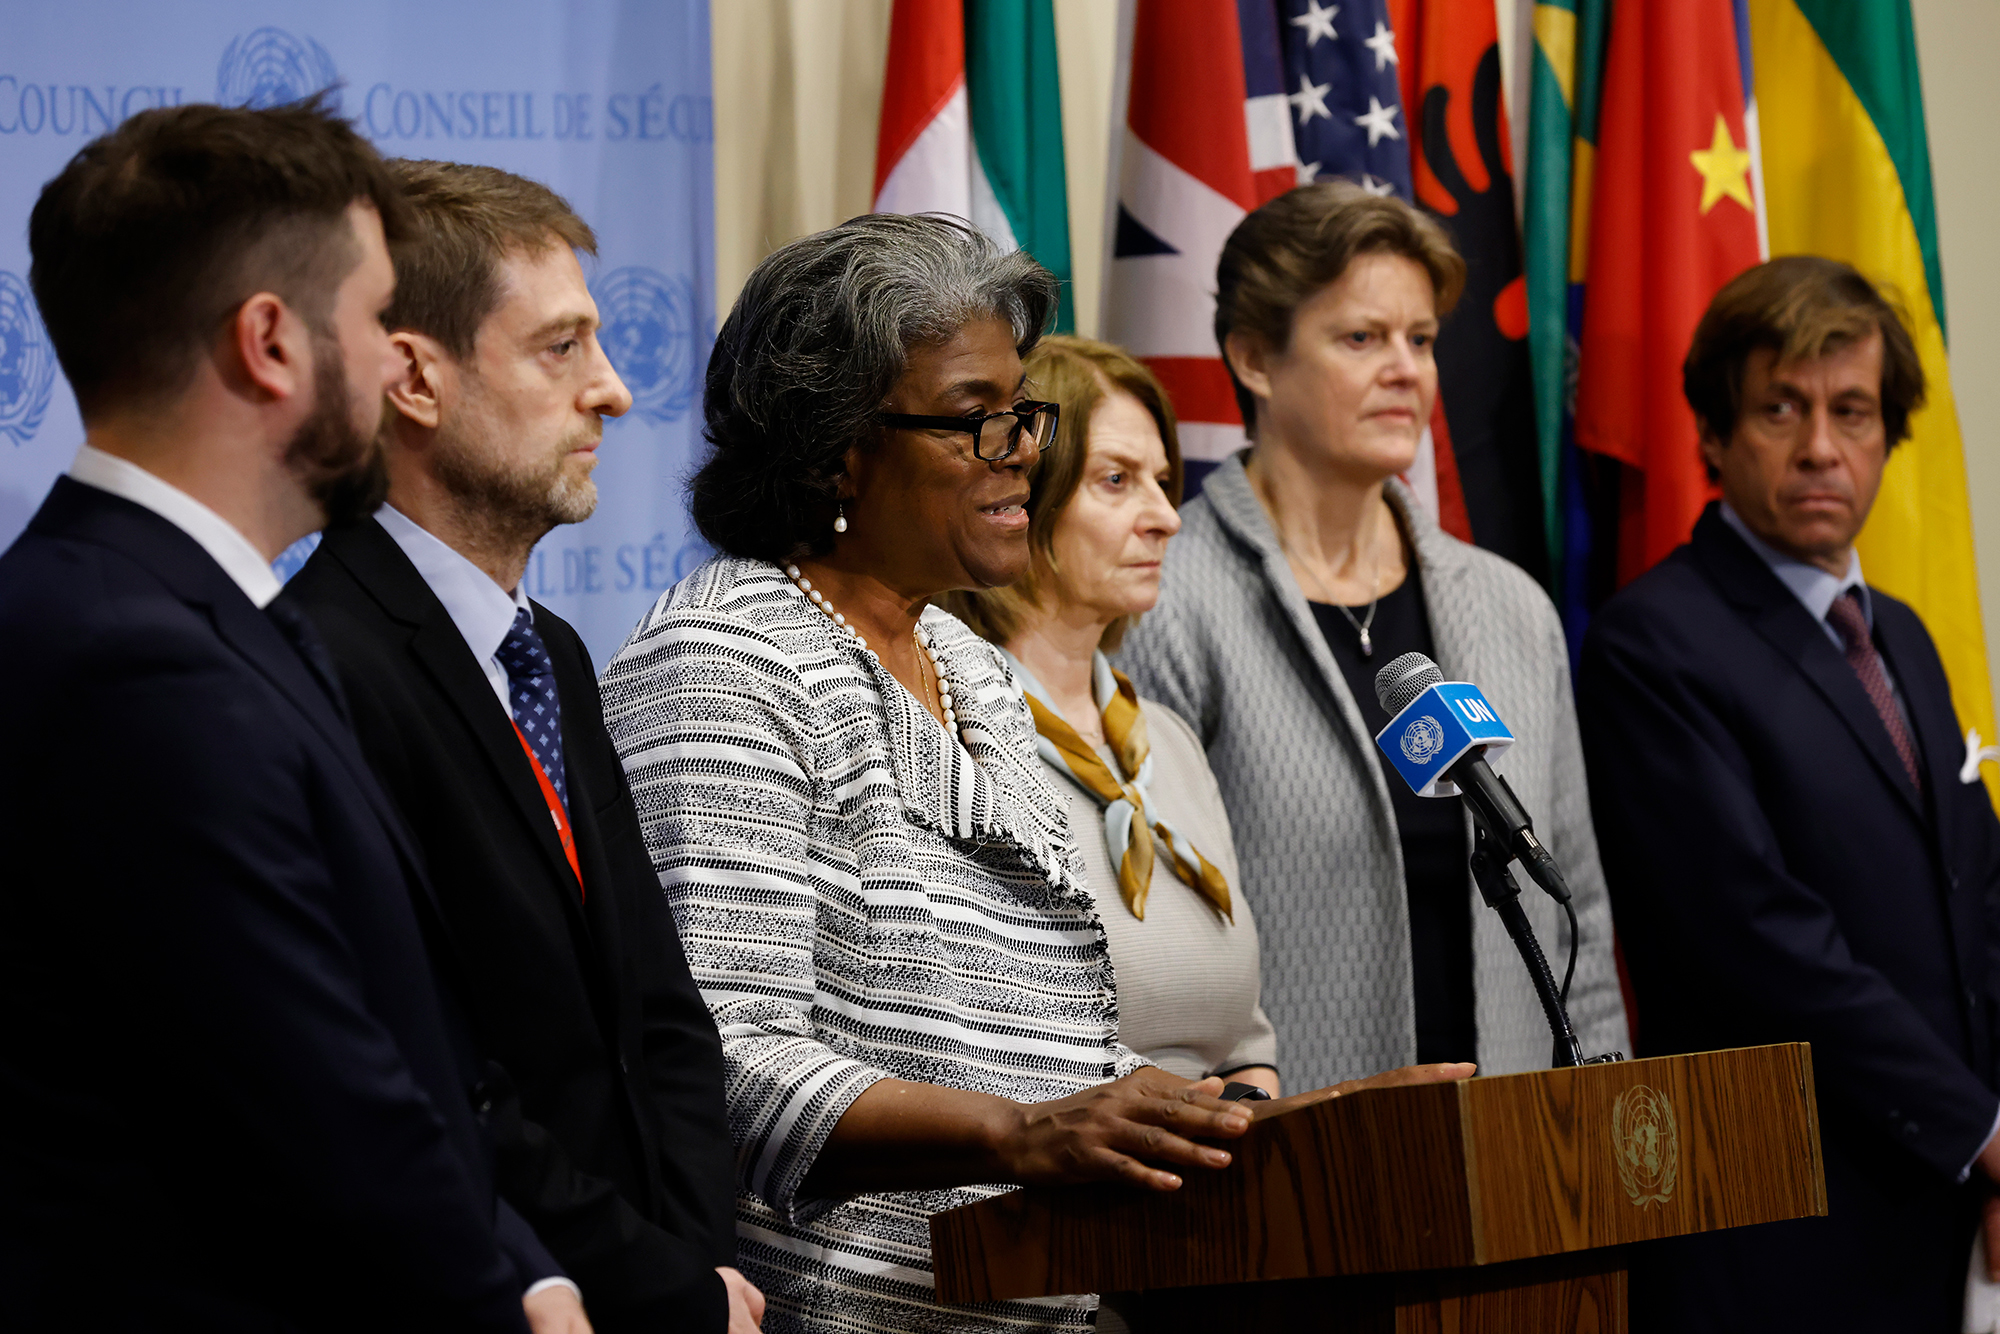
top-left (68, 444), bottom-right (284, 609)
top-left (1719, 501), bottom-right (1871, 632)
top-left (997, 647), bottom-right (1116, 727)
top-left (374, 503), bottom-right (530, 662)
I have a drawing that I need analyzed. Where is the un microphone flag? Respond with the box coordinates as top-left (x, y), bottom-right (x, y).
top-left (1375, 681), bottom-right (1515, 799)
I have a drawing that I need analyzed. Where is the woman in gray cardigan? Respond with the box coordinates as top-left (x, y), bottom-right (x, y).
top-left (1118, 182), bottom-right (1629, 1092)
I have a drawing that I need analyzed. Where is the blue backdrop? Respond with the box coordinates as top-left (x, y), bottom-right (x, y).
top-left (0, 1), bottom-right (714, 667)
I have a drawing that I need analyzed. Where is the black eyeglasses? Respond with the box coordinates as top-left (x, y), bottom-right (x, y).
top-left (877, 401), bottom-right (1060, 463)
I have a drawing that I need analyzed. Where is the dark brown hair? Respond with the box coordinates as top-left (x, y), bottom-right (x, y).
top-left (944, 335), bottom-right (1183, 653)
top-left (384, 159), bottom-right (597, 358)
top-left (1214, 180), bottom-right (1466, 432)
top-left (28, 94), bottom-right (411, 423)
top-left (1683, 255), bottom-right (1926, 454)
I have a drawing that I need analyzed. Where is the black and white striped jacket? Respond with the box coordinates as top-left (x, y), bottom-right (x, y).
top-left (601, 555), bottom-right (1139, 1334)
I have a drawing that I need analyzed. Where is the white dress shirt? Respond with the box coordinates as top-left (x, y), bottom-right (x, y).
top-left (68, 444), bottom-right (282, 608)
top-left (373, 504), bottom-right (532, 723)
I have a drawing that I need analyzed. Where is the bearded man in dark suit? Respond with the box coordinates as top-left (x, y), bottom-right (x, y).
top-left (0, 101), bottom-right (584, 1334)
top-left (1578, 256), bottom-right (2000, 1333)
top-left (278, 160), bottom-right (757, 1334)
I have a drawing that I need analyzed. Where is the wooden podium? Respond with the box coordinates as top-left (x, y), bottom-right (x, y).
top-left (931, 1044), bottom-right (1825, 1332)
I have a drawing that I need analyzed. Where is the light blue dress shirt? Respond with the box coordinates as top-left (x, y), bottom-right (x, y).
top-left (374, 504), bottom-right (534, 725)
top-left (1719, 501), bottom-right (1908, 729)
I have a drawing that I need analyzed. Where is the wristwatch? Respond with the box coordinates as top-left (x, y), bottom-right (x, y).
top-left (1219, 1081), bottom-right (1272, 1102)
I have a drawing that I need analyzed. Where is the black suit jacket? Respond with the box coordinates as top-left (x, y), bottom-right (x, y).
top-left (0, 478), bottom-right (554, 1332)
top-left (280, 517), bottom-right (736, 1334)
top-left (1578, 506), bottom-right (2000, 1333)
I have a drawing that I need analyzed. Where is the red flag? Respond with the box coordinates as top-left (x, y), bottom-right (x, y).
top-left (874, 0), bottom-right (967, 214)
top-left (1389, 0), bottom-right (1532, 564)
top-left (1574, 0), bottom-right (1763, 583)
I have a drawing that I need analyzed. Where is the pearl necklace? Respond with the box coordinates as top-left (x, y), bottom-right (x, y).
top-left (785, 563), bottom-right (960, 732)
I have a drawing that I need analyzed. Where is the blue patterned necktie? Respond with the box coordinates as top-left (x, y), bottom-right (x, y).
top-left (500, 606), bottom-right (568, 810)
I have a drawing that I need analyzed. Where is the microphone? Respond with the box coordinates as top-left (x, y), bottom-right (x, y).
top-left (1372, 652), bottom-right (1571, 906)
top-left (1374, 651), bottom-right (1614, 1069)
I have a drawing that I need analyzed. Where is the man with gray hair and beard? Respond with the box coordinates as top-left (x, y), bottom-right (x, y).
top-left (279, 161), bottom-right (761, 1334)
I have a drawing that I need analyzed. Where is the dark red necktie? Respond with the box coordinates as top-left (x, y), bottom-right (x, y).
top-left (1825, 589), bottom-right (1922, 792)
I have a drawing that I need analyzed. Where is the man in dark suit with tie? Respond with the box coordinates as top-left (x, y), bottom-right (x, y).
top-left (0, 102), bottom-right (589, 1332)
top-left (279, 161), bottom-right (755, 1334)
top-left (1578, 255), bottom-right (2000, 1332)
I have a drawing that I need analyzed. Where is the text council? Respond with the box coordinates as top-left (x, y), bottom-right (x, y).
top-left (0, 79), bottom-right (187, 135)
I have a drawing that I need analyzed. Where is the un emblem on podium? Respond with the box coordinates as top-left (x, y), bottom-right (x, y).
top-left (0, 272), bottom-right (56, 447)
top-left (217, 27), bottom-right (339, 109)
top-left (1612, 1084), bottom-right (1680, 1207)
top-left (593, 267), bottom-right (700, 426)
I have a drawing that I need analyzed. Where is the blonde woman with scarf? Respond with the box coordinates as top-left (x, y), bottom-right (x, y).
top-left (947, 336), bottom-right (1280, 1097)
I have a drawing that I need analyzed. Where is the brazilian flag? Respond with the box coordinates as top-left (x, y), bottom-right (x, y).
top-left (1521, 0), bottom-right (1610, 630)
top-left (1751, 0), bottom-right (1996, 812)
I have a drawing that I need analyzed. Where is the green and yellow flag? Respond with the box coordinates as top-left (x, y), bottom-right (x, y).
top-left (1750, 0), bottom-right (1996, 811)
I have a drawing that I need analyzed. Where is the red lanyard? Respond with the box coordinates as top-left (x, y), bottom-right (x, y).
top-left (511, 720), bottom-right (583, 899)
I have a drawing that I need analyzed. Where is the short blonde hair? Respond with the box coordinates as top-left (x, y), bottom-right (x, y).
top-left (1216, 180), bottom-right (1466, 433)
top-left (943, 336), bottom-right (1182, 653)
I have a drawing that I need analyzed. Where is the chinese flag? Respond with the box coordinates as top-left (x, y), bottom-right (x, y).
top-left (1574, 0), bottom-right (1763, 584)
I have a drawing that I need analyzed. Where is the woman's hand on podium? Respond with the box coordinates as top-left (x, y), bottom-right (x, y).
top-left (994, 1068), bottom-right (1255, 1192)
top-left (801, 1068), bottom-right (1253, 1198)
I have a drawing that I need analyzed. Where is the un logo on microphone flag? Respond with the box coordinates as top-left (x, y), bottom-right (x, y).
top-left (0, 273), bottom-right (55, 447)
top-left (593, 267), bottom-right (699, 426)
top-left (216, 28), bottom-right (339, 110)
top-left (1376, 680), bottom-right (1515, 798)
top-left (1400, 715), bottom-right (1446, 764)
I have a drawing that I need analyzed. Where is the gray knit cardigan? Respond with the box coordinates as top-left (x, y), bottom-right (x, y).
top-left (1116, 455), bottom-right (1629, 1089)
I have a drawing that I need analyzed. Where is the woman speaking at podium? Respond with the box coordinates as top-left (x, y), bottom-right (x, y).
top-left (1119, 182), bottom-right (1628, 1092)
top-left (601, 216), bottom-right (1465, 1334)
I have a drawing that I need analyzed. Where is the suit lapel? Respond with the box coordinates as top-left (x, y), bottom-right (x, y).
top-left (321, 521), bottom-right (593, 918)
top-left (542, 623), bottom-right (629, 954)
top-left (1692, 510), bottom-right (1923, 820)
top-left (42, 481), bottom-right (440, 890)
top-left (1874, 604), bottom-right (1957, 846)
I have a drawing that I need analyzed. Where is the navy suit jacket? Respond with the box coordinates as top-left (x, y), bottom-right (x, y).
top-left (1578, 505), bottom-right (2000, 1332)
top-left (280, 518), bottom-right (736, 1334)
top-left (0, 478), bottom-right (554, 1332)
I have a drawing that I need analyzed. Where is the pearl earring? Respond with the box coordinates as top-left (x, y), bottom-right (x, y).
top-left (833, 502), bottom-right (849, 534)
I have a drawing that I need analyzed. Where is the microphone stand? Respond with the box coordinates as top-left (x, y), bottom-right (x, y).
top-left (1467, 826), bottom-right (1609, 1069)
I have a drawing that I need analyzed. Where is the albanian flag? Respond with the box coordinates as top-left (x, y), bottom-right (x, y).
top-left (1390, 0), bottom-right (1545, 584)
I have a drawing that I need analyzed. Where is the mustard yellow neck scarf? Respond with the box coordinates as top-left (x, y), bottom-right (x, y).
top-left (1009, 651), bottom-right (1231, 922)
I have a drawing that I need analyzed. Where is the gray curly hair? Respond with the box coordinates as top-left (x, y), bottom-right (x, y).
top-left (690, 212), bottom-right (1060, 562)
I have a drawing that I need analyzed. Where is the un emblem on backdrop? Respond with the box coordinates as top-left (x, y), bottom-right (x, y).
top-left (1399, 714), bottom-right (1446, 764)
top-left (217, 27), bottom-right (339, 109)
top-left (0, 273), bottom-right (56, 447)
top-left (593, 267), bottom-right (700, 426)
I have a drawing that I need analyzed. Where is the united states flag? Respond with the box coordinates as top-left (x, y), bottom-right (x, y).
top-left (1106, 0), bottom-right (1458, 520)
top-left (1274, 0), bottom-right (1412, 199)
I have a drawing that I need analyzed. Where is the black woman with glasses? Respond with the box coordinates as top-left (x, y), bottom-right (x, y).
top-left (595, 215), bottom-right (1400, 1334)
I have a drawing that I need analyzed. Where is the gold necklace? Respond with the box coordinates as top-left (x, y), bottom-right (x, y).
top-left (914, 627), bottom-right (940, 718)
